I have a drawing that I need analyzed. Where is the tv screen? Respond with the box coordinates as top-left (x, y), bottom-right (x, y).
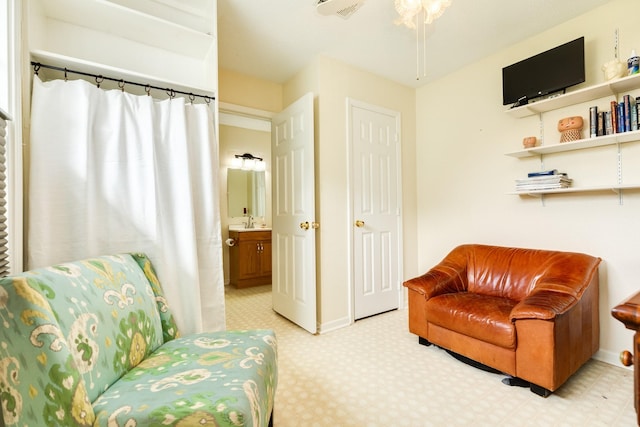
top-left (502, 37), bottom-right (585, 106)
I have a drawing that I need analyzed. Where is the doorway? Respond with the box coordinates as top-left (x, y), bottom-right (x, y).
top-left (220, 96), bottom-right (318, 337)
top-left (219, 104), bottom-right (273, 290)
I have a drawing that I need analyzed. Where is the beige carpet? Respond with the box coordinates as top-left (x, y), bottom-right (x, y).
top-left (225, 284), bottom-right (636, 427)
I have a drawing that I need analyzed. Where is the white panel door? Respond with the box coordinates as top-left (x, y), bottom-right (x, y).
top-left (271, 92), bottom-right (317, 334)
top-left (349, 99), bottom-right (402, 320)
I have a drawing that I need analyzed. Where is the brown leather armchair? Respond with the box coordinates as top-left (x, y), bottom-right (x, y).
top-left (404, 244), bottom-right (601, 396)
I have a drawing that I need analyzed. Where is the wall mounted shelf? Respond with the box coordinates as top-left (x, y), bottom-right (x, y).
top-left (506, 130), bottom-right (640, 158)
top-left (37, 0), bottom-right (215, 60)
top-left (30, 50), bottom-right (216, 98)
top-left (508, 183), bottom-right (640, 197)
top-left (505, 72), bottom-right (640, 204)
top-left (505, 73), bottom-right (640, 118)
top-left (30, 0), bottom-right (218, 93)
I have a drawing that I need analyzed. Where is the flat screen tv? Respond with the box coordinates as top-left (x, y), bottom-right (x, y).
top-left (502, 36), bottom-right (585, 106)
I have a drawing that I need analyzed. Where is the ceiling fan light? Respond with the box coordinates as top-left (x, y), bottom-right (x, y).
top-left (422, 0), bottom-right (451, 23)
top-left (394, 0), bottom-right (422, 28)
top-left (400, 0), bottom-right (422, 9)
top-left (395, 0), bottom-right (451, 28)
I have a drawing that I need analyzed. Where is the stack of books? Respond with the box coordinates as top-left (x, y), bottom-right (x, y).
top-left (589, 94), bottom-right (640, 137)
top-left (515, 169), bottom-right (572, 192)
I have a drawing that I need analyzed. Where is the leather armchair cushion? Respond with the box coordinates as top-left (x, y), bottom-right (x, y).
top-left (426, 292), bottom-right (518, 349)
top-left (511, 290), bottom-right (578, 320)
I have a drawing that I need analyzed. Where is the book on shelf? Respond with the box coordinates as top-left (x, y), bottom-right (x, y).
top-left (604, 111), bottom-right (613, 135)
top-left (527, 169), bottom-right (558, 177)
top-left (597, 111), bottom-right (604, 136)
top-left (618, 101), bottom-right (624, 133)
top-left (516, 175), bottom-right (570, 185)
top-left (589, 106), bottom-right (597, 138)
top-left (618, 101), bottom-right (626, 133)
top-left (624, 95), bottom-right (633, 132)
top-left (515, 182), bottom-right (572, 191)
top-left (515, 173), bottom-right (572, 191)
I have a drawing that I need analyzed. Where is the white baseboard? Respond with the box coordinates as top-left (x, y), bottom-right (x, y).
top-left (594, 348), bottom-right (632, 370)
top-left (318, 316), bottom-right (351, 334)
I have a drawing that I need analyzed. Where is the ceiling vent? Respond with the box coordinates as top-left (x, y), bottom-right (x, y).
top-left (316, 0), bottom-right (365, 19)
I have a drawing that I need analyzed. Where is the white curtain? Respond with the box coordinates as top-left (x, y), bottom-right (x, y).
top-left (28, 75), bottom-right (225, 334)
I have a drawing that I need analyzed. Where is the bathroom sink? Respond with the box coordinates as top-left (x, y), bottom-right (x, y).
top-left (228, 224), bottom-right (271, 232)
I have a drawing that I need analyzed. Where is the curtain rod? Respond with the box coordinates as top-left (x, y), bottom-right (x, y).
top-left (31, 62), bottom-right (215, 103)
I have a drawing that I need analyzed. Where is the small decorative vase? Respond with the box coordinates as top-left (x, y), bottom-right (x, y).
top-left (558, 116), bottom-right (584, 143)
top-left (522, 136), bottom-right (537, 148)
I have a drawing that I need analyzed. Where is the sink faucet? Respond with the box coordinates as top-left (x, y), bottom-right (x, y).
top-left (245, 216), bottom-right (254, 229)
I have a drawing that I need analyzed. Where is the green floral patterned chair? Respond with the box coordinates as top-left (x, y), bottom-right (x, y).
top-left (0, 253), bottom-right (277, 426)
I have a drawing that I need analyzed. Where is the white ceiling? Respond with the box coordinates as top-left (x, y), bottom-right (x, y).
top-left (217, 0), bottom-right (613, 89)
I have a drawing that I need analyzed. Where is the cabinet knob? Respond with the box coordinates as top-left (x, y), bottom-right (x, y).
top-left (355, 220), bottom-right (365, 228)
top-left (620, 350), bottom-right (633, 367)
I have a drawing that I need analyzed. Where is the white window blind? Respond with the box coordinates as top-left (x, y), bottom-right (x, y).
top-left (0, 112), bottom-right (9, 276)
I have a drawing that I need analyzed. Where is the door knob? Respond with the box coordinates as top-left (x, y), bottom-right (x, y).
top-left (300, 221), bottom-right (310, 230)
top-left (355, 220), bottom-right (365, 228)
top-left (620, 350), bottom-right (633, 366)
top-left (311, 222), bottom-right (320, 229)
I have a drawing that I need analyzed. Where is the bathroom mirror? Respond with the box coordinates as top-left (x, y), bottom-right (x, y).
top-left (227, 169), bottom-right (266, 217)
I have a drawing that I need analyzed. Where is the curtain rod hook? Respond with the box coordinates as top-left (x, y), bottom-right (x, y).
top-left (95, 75), bottom-right (104, 88)
top-left (118, 79), bottom-right (125, 92)
top-left (33, 63), bottom-right (41, 76)
top-left (145, 85), bottom-right (151, 96)
top-left (64, 68), bottom-right (68, 82)
top-left (189, 93), bottom-right (195, 104)
top-left (166, 88), bottom-right (176, 99)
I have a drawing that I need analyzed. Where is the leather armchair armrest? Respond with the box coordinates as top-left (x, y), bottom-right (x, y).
top-left (403, 265), bottom-right (467, 299)
top-left (511, 290), bottom-right (577, 321)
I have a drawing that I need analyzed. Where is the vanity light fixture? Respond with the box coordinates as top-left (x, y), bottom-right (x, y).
top-left (233, 153), bottom-right (265, 171)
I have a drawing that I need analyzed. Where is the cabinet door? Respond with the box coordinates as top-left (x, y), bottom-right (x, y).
top-left (260, 240), bottom-right (272, 276)
top-left (238, 239), bottom-right (261, 278)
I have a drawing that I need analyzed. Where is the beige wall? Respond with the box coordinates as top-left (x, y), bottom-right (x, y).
top-left (416, 0), bottom-right (640, 366)
top-left (219, 68), bottom-right (283, 112)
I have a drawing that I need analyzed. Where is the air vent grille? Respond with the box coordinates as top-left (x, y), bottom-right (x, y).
top-left (316, 0), bottom-right (365, 19)
top-left (336, 3), bottom-right (361, 18)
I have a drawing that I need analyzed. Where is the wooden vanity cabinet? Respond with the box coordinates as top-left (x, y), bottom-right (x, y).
top-left (229, 230), bottom-right (272, 288)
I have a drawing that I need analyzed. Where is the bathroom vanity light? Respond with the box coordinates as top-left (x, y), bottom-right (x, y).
top-left (232, 153), bottom-right (265, 171)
